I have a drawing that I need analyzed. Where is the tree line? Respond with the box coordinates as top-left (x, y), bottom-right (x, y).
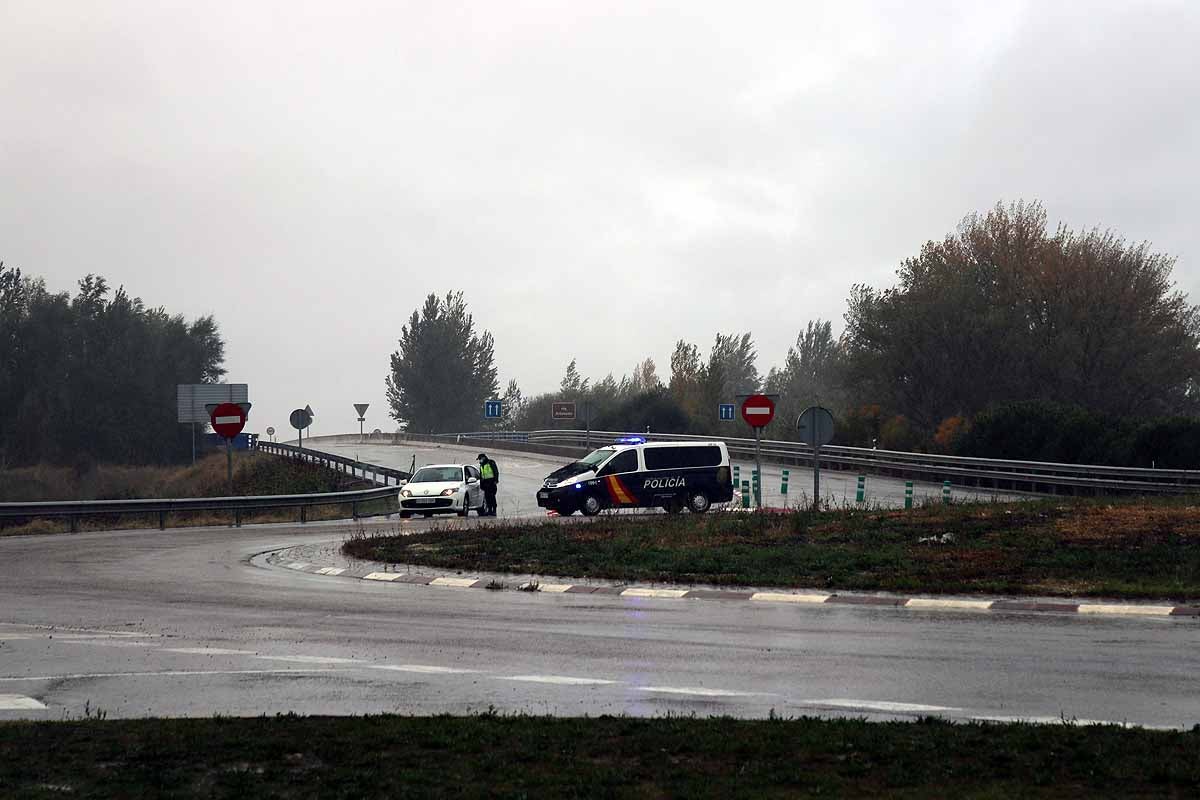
top-left (386, 201), bottom-right (1200, 465)
top-left (0, 264), bottom-right (226, 467)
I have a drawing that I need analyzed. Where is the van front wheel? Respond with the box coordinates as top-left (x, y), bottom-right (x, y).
top-left (687, 491), bottom-right (711, 514)
top-left (581, 495), bottom-right (604, 516)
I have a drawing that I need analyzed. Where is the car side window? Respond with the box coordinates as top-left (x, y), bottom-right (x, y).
top-left (597, 449), bottom-right (638, 476)
top-left (467, 466), bottom-right (480, 480)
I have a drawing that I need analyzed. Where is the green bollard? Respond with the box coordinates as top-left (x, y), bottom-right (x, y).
top-left (856, 474), bottom-right (865, 503)
top-left (781, 468), bottom-right (790, 495)
top-left (942, 480), bottom-right (951, 504)
top-left (904, 481), bottom-right (914, 509)
top-left (741, 480), bottom-right (751, 509)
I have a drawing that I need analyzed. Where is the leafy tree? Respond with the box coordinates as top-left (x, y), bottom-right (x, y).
top-left (595, 388), bottom-right (690, 434)
top-left (668, 340), bottom-right (704, 423)
top-left (498, 379), bottom-right (524, 431)
top-left (765, 320), bottom-right (845, 439)
top-left (385, 291), bottom-right (498, 433)
top-left (842, 201), bottom-right (1200, 432)
top-left (0, 264), bottom-right (226, 466)
top-left (559, 359), bottom-right (589, 396)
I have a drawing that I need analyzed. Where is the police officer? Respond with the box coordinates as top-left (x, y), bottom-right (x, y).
top-left (477, 452), bottom-right (499, 516)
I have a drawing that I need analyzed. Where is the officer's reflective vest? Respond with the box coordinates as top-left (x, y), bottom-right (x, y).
top-left (481, 462), bottom-right (496, 480)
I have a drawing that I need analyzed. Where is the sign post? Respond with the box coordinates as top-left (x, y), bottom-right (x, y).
top-left (209, 401), bottom-right (251, 502)
top-left (354, 403), bottom-right (370, 442)
top-left (796, 406), bottom-right (836, 512)
top-left (290, 407), bottom-right (312, 451)
top-left (740, 394), bottom-right (776, 508)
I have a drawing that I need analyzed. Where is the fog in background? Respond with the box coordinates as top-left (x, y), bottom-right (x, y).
top-left (3, 1), bottom-right (1198, 436)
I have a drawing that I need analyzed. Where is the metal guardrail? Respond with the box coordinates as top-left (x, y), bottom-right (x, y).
top-left (0, 484), bottom-right (400, 532)
top-left (426, 429), bottom-right (1200, 496)
top-left (0, 442), bottom-right (410, 532)
top-left (256, 441), bottom-right (410, 486)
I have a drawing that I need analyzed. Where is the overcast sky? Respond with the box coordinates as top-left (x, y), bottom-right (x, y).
top-left (3, 1), bottom-right (1198, 437)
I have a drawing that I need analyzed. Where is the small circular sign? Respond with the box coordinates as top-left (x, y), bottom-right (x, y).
top-left (796, 406), bottom-right (836, 447)
top-left (740, 394), bottom-right (776, 428)
top-left (266, 426), bottom-right (275, 437)
top-left (210, 402), bottom-right (247, 439)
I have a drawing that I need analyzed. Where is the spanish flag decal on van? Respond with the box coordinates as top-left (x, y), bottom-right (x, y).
top-left (604, 475), bottom-right (636, 504)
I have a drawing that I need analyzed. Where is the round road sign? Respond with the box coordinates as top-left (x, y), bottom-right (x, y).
top-left (266, 426), bottom-right (275, 437)
top-left (289, 408), bottom-right (312, 431)
top-left (796, 406), bottom-right (835, 446)
top-left (740, 394), bottom-right (776, 428)
top-left (210, 402), bottom-right (247, 439)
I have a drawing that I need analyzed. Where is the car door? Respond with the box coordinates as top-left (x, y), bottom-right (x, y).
top-left (465, 465), bottom-right (481, 506)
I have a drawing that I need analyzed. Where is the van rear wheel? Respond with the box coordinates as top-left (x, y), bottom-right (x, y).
top-left (687, 491), bottom-right (711, 514)
top-left (581, 494), bottom-right (603, 516)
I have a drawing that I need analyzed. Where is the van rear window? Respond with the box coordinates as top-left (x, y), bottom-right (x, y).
top-left (643, 446), bottom-right (722, 470)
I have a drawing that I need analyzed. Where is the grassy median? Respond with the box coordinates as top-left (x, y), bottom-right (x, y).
top-left (343, 497), bottom-right (1200, 600)
top-left (1, 714), bottom-right (1198, 798)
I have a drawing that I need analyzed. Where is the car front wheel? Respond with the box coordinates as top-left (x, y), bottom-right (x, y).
top-left (581, 494), bottom-right (603, 516)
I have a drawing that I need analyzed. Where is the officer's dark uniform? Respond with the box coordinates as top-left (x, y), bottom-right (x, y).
top-left (478, 453), bottom-right (499, 516)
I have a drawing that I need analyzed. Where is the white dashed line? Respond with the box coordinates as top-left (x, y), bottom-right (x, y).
top-left (621, 588), bottom-right (689, 599)
top-left (430, 577), bottom-right (479, 588)
top-left (316, 567), bottom-right (346, 576)
top-left (503, 675), bottom-right (618, 686)
top-left (0, 694), bottom-right (46, 710)
top-left (637, 686), bottom-right (761, 697)
top-left (285, 562), bottom-right (311, 570)
top-left (1077, 604), bottom-right (1176, 616)
top-left (535, 584), bottom-right (573, 593)
top-left (363, 572), bottom-right (400, 582)
top-left (0, 669), bottom-right (351, 682)
top-left (798, 699), bottom-right (961, 714)
top-left (750, 592), bottom-right (831, 604)
top-left (254, 655), bottom-right (362, 665)
top-left (163, 648), bottom-right (260, 656)
top-left (369, 664), bottom-right (480, 675)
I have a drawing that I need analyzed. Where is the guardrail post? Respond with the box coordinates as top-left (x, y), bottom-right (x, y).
top-left (300, 506), bottom-right (307, 524)
top-left (856, 475), bottom-right (865, 503)
top-left (352, 501), bottom-right (359, 520)
top-left (235, 509), bottom-right (242, 528)
top-left (70, 516), bottom-right (78, 533)
top-left (158, 511), bottom-right (166, 531)
top-left (942, 480), bottom-right (951, 504)
top-left (904, 481), bottom-right (913, 509)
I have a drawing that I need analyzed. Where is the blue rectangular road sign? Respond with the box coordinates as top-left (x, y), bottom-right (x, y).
top-left (718, 403), bottom-right (735, 421)
top-left (484, 400), bottom-right (503, 419)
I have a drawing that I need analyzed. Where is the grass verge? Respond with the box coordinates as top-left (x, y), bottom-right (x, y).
top-left (1, 714), bottom-right (1197, 798)
top-left (343, 496), bottom-right (1200, 600)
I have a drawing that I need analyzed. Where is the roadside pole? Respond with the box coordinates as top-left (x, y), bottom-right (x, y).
top-left (796, 406), bottom-right (835, 514)
top-left (812, 441), bottom-right (821, 513)
top-left (754, 428), bottom-right (762, 508)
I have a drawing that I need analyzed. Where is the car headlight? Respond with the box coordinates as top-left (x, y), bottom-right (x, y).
top-left (400, 489), bottom-right (412, 497)
top-left (440, 488), bottom-right (457, 497)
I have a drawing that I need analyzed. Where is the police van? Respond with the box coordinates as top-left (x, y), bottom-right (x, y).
top-left (536, 439), bottom-right (733, 516)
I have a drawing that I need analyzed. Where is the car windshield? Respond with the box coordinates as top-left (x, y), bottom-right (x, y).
top-left (579, 448), bottom-right (617, 468)
top-left (410, 467), bottom-right (463, 483)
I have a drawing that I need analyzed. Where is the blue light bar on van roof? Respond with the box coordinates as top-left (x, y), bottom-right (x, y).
top-left (615, 436), bottom-right (645, 444)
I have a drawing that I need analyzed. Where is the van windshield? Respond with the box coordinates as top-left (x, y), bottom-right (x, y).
top-left (580, 448), bottom-right (617, 468)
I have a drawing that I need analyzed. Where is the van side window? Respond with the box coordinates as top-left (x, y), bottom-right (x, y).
top-left (597, 449), bottom-right (638, 476)
top-left (644, 446), bottom-right (722, 470)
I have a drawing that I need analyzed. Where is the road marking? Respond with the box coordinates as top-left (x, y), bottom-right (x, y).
top-left (59, 640), bottom-right (157, 648)
top-left (316, 567), bottom-right (346, 576)
top-left (369, 665), bottom-right (480, 675)
top-left (430, 577), bottom-right (479, 588)
top-left (536, 584), bottom-right (573, 593)
top-left (750, 592), bottom-right (831, 604)
top-left (1077, 604), bottom-right (1176, 616)
top-left (285, 562), bottom-right (310, 570)
top-left (503, 675), bottom-right (618, 686)
top-left (637, 686), bottom-right (761, 697)
top-left (254, 655), bottom-right (362, 665)
top-left (0, 669), bottom-right (351, 682)
top-left (621, 588), bottom-right (689, 599)
top-left (163, 647), bottom-right (259, 656)
top-left (905, 598), bottom-right (995, 611)
top-left (363, 572), bottom-right (400, 582)
top-left (0, 694), bottom-right (46, 710)
top-left (798, 699), bottom-right (961, 714)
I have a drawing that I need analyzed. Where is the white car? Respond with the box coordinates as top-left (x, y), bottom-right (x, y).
top-left (399, 463), bottom-right (485, 518)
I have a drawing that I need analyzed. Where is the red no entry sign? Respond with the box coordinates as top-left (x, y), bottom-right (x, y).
top-left (210, 402), bottom-right (247, 439)
top-left (741, 394), bottom-right (775, 428)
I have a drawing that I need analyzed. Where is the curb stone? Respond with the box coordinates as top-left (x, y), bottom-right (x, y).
top-left (262, 546), bottom-right (1200, 620)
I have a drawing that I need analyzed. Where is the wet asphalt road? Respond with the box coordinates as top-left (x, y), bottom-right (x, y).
top-left (0, 442), bottom-right (1195, 725)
